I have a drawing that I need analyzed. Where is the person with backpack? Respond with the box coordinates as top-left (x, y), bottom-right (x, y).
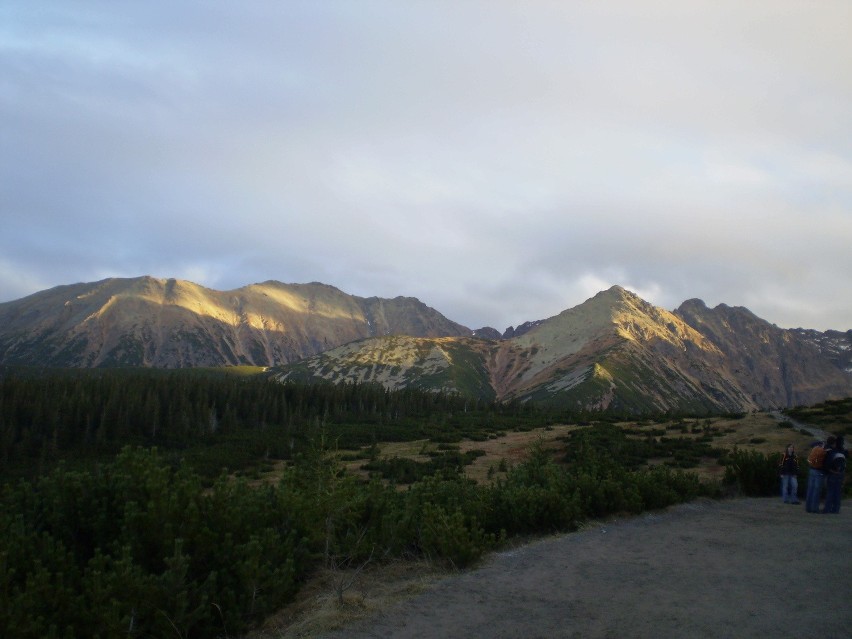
top-left (805, 436), bottom-right (832, 513)
top-left (778, 444), bottom-right (800, 504)
top-left (822, 435), bottom-right (847, 514)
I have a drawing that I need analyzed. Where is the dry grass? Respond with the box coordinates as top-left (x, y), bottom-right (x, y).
top-left (244, 559), bottom-right (448, 638)
top-left (458, 423), bottom-right (579, 483)
top-left (335, 424), bottom-right (581, 485)
top-left (619, 413), bottom-right (817, 481)
top-left (342, 414), bottom-right (816, 486)
top-left (247, 413), bottom-right (817, 488)
top-left (698, 413), bottom-right (815, 453)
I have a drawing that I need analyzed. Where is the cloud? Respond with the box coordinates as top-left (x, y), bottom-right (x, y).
top-left (1, 1), bottom-right (851, 332)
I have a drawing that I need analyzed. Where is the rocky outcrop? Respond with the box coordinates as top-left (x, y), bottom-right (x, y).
top-left (501, 320), bottom-right (544, 339)
top-left (471, 326), bottom-right (503, 340)
top-left (790, 328), bottom-right (852, 374)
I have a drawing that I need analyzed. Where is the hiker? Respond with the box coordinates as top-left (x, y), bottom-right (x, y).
top-left (778, 444), bottom-right (800, 504)
top-left (805, 436), bottom-right (832, 513)
top-left (822, 435), bottom-right (847, 514)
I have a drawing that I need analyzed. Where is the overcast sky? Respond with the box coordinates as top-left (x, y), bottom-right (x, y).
top-left (2, 1), bottom-right (851, 332)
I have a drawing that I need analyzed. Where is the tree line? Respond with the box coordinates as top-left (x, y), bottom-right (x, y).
top-left (0, 368), bottom-right (539, 479)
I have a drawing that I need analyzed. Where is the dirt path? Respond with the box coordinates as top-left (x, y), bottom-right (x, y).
top-left (319, 498), bottom-right (851, 639)
top-left (769, 410), bottom-right (829, 440)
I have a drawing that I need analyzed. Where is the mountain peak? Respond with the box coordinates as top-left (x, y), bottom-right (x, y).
top-left (577, 285), bottom-right (654, 320)
top-left (595, 284), bottom-right (632, 299)
top-left (678, 298), bottom-right (708, 311)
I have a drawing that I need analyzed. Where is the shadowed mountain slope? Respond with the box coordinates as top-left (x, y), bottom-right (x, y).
top-left (674, 299), bottom-right (852, 408)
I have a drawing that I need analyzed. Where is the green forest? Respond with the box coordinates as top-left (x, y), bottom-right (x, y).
top-left (0, 366), bottom-right (545, 480)
top-left (0, 367), bottom-right (847, 638)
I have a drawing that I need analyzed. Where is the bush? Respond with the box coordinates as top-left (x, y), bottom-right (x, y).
top-left (0, 447), bottom-right (310, 638)
top-left (417, 503), bottom-right (494, 568)
top-left (635, 466), bottom-right (703, 509)
top-left (487, 478), bottom-right (582, 536)
top-left (0, 423), bottom-right (721, 637)
top-left (723, 448), bottom-right (779, 496)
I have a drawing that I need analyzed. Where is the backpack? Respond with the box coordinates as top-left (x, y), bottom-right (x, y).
top-left (825, 451), bottom-right (846, 474)
top-left (807, 446), bottom-right (827, 470)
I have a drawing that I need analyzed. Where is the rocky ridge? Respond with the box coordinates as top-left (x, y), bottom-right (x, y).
top-left (0, 277), bottom-right (470, 368)
top-left (271, 286), bottom-right (852, 413)
top-left (1, 278), bottom-right (849, 413)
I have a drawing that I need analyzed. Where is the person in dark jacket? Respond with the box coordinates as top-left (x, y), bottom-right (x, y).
top-left (778, 444), bottom-right (800, 504)
top-left (822, 436), bottom-right (847, 514)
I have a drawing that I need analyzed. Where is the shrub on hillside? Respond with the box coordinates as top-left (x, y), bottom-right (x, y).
top-left (723, 448), bottom-right (779, 496)
top-left (0, 426), bottom-right (718, 637)
top-left (395, 471), bottom-right (494, 566)
top-left (417, 503), bottom-right (494, 568)
top-left (0, 448), bottom-right (310, 638)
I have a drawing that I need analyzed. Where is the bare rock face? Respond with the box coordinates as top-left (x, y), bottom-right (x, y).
top-left (501, 320), bottom-right (544, 339)
top-left (471, 326), bottom-right (503, 340)
top-left (0, 277), bottom-right (471, 368)
top-left (674, 299), bottom-right (852, 408)
top-left (789, 328), bottom-right (852, 374)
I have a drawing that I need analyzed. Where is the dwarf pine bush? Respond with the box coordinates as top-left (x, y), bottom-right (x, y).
top-left (1, 430), bottom-right (715, 636)
top-left (723, 447), bottom-right (780, 496)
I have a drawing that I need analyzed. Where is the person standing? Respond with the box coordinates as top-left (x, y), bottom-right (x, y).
top-left (778, 444), bottom-right (800, 504)
top-left (822, 435), bottom-right (847, 514)
top-left (805, 436), bottom-right (832, 513)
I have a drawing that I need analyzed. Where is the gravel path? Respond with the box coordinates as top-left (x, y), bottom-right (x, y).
top-left (320, 498), bottom-right (851, 639)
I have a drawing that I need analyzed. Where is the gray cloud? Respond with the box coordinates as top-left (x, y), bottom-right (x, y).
top-left (1, 1), bottom-right (850, 332)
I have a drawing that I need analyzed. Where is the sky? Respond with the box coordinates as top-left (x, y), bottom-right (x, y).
top-left (2, 1), bottom-right (851, 332)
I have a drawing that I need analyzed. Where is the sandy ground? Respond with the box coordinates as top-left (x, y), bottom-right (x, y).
top-left (318, 498), bottom-right (851, 639)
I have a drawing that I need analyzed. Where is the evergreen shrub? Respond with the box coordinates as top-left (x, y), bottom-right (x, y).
top-left (723, 448), bottom-right (779, 496)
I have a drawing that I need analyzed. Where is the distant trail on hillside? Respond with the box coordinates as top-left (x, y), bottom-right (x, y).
top-left (319, 498), bottom-right (851, 639)
top-left (770, 410), bottom-right (830, 440)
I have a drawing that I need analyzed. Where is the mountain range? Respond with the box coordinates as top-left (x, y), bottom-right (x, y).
top-left (1, 276), bottom-right (850, 413)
